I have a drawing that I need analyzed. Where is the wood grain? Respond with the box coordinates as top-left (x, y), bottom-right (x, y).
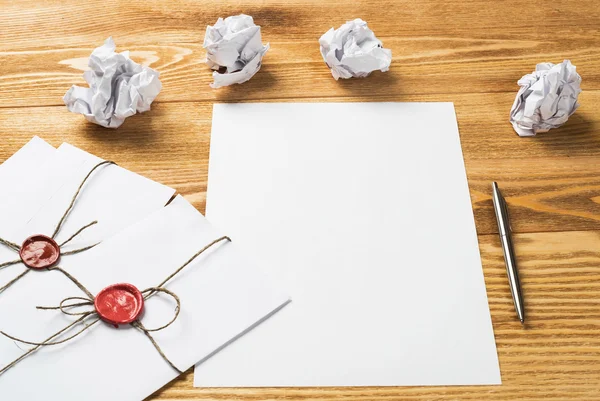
top-left (1, 91), bottom-right (599, 235)
top-left (1, 0), bottom-right (600, 106)
top-left (1, 0), bottom-right (600, 400)
top-left (150, 229), bottom-right (600, 401)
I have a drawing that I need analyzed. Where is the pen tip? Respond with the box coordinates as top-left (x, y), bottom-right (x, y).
top-left (520, 318), bottom-right (525, 325)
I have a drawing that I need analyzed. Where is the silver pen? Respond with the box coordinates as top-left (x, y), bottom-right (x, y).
top-left (491, 182), bottom-right (525, 324)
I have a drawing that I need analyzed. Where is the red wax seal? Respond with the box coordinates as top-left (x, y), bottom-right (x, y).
top-left (94, 283), bottom-right (144, 327)
top-left (19, 235), bottom-right (61, 269)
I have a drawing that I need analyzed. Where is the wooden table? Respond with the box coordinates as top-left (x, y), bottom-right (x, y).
top-left (1, 0), bottom-right (599, 400)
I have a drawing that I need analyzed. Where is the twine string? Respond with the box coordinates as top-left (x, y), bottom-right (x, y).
top-left (37, 297), bottom-right (94, 316)
top-left (60, 243), bottom-right (100, 257)
top-left (132, 320), bottom-right (183, 373)
top-left (0, 269), bottom-right (29, 294)
top-left (51, 160), bottom-right (115, 240)
top-left (0, 259), bottom-right (21, 271)
top-left (0, 161), bottom-right (114, 292)
top-left (0, 237), bottom-right (99, 295)
top-left (0, 235), bottom-right (232, 374)
top-left (0, 161), bottom-right (113, 256)
top-left (140, 288), bottom-right (181, 332)
top-left (2, 314), bottom-right (99, 347)
top-left (0, 314), bottom-right (95, 375)
top-left (58, 221), bottom-right (98, 248)
top-left (149, 236), bottom-right (231, 297)
top-left (47, 266), bottom-right (95, 300)
top-left (0, 238), bottom-right (20, 252)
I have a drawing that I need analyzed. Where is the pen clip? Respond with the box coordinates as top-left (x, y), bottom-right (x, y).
top-left (492, 182), bottom-right (512, 236)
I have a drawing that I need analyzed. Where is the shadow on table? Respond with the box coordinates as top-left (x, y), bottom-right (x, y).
top-left (214, 68), bottom-right (278, 103)
top-left (534, 113), bottom-right (599, 157)
top-left (333, 69), bottom-right (401, 100)
top-left (76, 107), bottom-right (165, 147)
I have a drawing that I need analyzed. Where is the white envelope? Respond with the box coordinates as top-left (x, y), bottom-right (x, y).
top-left (0, 137), bottom-right (56, 230)
top-left (0, 137), bottom-right (53, 172)
top-left (195, 102), bottom-right (501, 386)
top-left (0, 142), bottom-right (175, 294)
top-left (0, 196), bottom-right (290, 400)
top-left (12, 142), bottom-right (175, 248)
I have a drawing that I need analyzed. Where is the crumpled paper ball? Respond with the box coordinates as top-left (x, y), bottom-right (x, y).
top-left (509, 60), bottom-right (582, 137)
top-left (63, 37), bottom-right (162, 129)
top-left (319, 19), bottom-right (392, 80)
top-left (203, 14), bottom-right (269, 88)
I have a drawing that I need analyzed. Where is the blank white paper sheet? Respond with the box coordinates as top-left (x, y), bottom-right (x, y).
top-left (195, 102), bottom-right (501, 387)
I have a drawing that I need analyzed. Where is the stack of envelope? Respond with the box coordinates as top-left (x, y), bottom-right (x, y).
top-left (0, 137), bottom-right (289, 400)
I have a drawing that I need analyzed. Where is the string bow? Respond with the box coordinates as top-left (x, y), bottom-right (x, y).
top-left (0, 235), bottom-right (231, 375)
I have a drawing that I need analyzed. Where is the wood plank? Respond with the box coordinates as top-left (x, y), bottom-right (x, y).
top-left (1, 91), bottom-right (599, 235)
top-left (1, 0), bottom-right (600, 106)
top-left (0, 0), bottom-right (600, 401)
top-left (4, 0), bottom-right (600, 49)
top-left (0, 102), bottom-right (214, 208)
top-left (149, 229), bottom-right (600, 400)
top-left (2, 0), bottom-right (600, 400)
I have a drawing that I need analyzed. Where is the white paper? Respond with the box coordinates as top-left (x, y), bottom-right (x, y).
top-left (510, 60), bottom-right (582, 137)
top-left (63, 37), bottom-right (162, 128)
top-left (0, 142), bottom-right (175, 296)
top-left (319, 19), bottom-right (392, 80)
top-left (0, 137), bottom-right (54, 175)
top-left (13, 142), bottom-right (175, 248)
top-left (0, 196), bottom-right (290, 400)
top-left (0, 137), bottom-right (56, 229)
top-left (203, 14), bottom-right (269, 88)
top-left (195, 102), bottom-right (500, 387)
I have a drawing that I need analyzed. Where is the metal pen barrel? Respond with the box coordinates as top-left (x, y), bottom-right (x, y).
top-left (492, 182), bottom-right (525, 324)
